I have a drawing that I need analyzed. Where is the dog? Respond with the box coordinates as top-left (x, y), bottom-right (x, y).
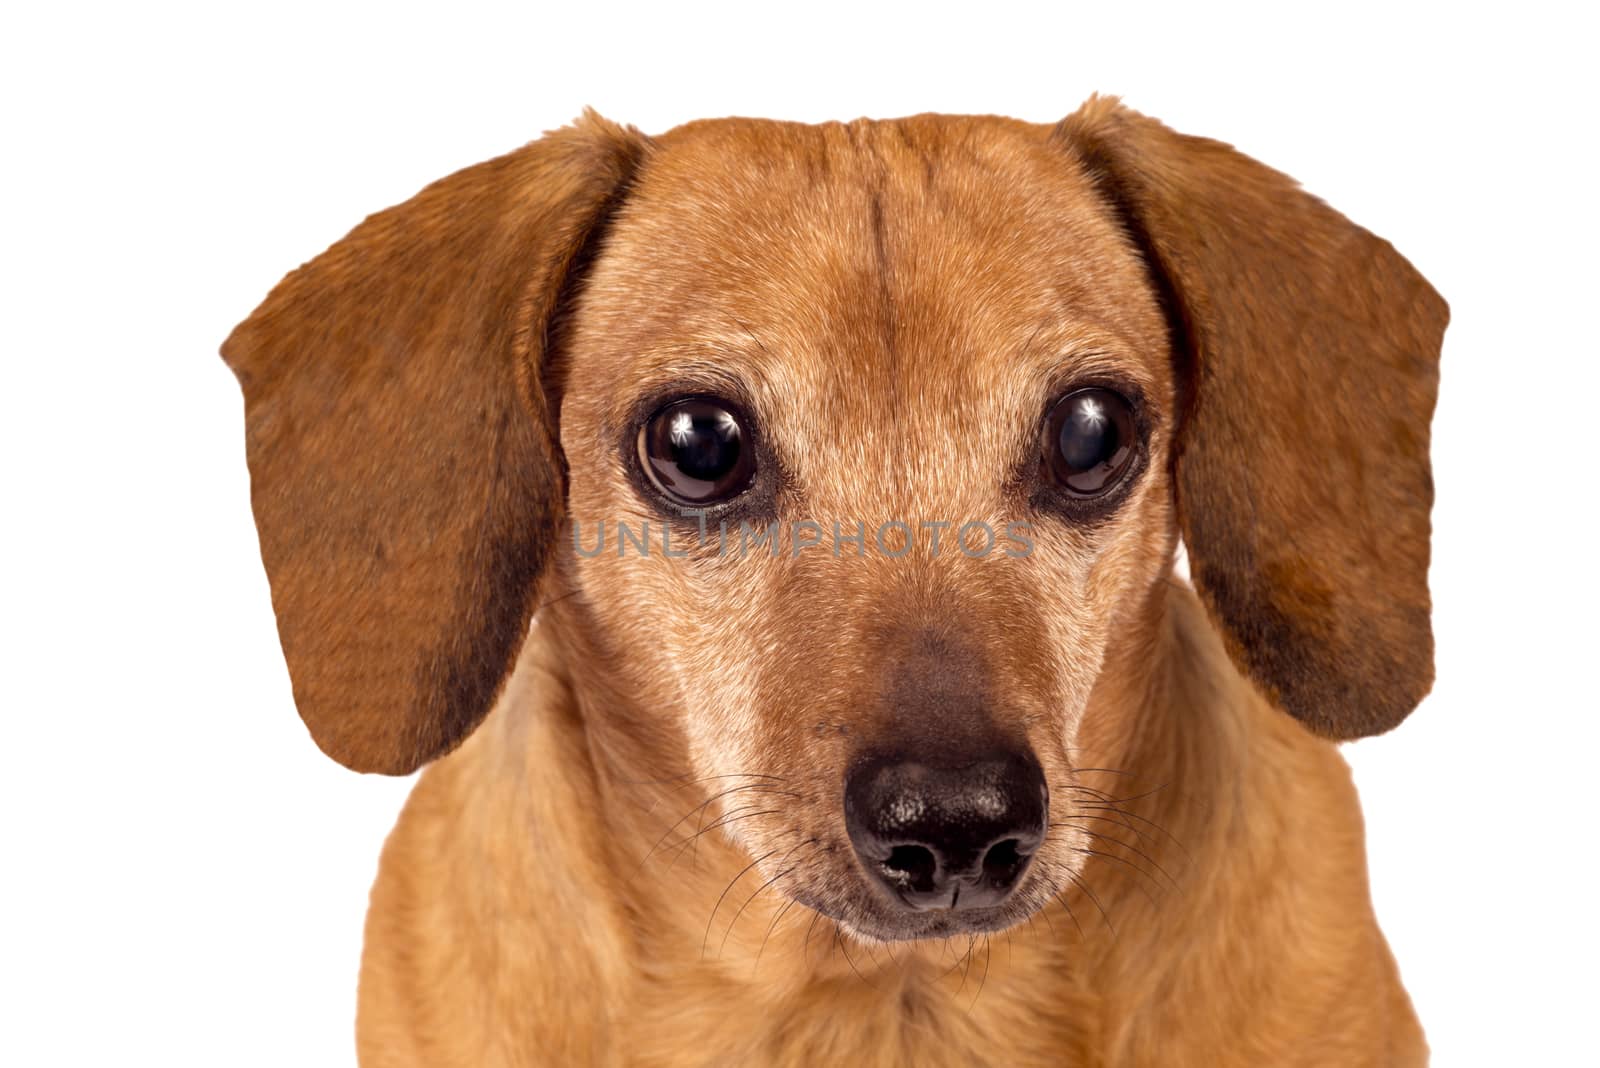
top-left (223, 96), bottom-right (1446, 1066)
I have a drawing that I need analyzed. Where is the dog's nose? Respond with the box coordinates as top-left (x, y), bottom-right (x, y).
top-left (844, 750), bottom-right (1047, 911)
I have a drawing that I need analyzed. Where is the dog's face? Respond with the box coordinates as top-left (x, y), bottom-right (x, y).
top-left (223, 102), bottom-right (1445, 942)
top-left (558, 117), bottom-right (1177, 938)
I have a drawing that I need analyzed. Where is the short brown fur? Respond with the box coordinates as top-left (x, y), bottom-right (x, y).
top-left (224, 99), bottom-right (1445, 1066)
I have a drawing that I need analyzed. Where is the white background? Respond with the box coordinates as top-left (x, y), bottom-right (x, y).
top-left (4, 3), bottom-right (1595, 1064)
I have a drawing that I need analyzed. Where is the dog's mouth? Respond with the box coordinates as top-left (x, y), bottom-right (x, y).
top-left (790, 865), bottom-right (1055, 943)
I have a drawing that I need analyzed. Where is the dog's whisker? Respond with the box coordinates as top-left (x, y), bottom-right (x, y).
top-left (801, 908), bottom-right (825, 967)
top-left (932, 934), bottom-right (970, 984)
top-left (624, 774), bottom-right (792, 822)
top-left (620, 770), bottom-right (789, 790)
top-left (1033, 900), bottom-right (1057, 941)
top-left (1063, 868), bottom-right (1117, 936)
top-left (967, 935), bottom-right (994, 1013)
top-left (1075, 828), bottom-right (1183, 889)
top-left (719, 837), bottom-right (815, 958)
top-left (1063, 766), bottom-right (1142, 777)
top-left (637, 783), bottom-right (797, 869)
top-left (833, 924), bottom-right (877, 990)
top-left (718, 865), bottom-right (800, 959)
top-left (638, 782), bottom-right (771, 854)
top-left (1088, 782), bottom-right (1172, 807)
top-left (653, 808), bottom-right (772, 878)
top-left (535, 586), bottom-right (588, 612)
top-left (1076, 802), bottom-right (1190, 857)
top-left (661, 808), bottom-right (782, 876)
top-left (1057, 812), bottom-right (1187, 867)
top-left (1050, 885), bottom-right (1087, 942)
top-left (1071, 848), bottom-right (1166, 907)
top-left (951, 934), bottom-right (980, 996)
top-left (1053, 782), bottom-right (1121, 803)
top-left (860, 936), bottom-right (884, 972)
top-left (731, 316), bottom-right (774, 358)
top-left (752, 894), bottom-right (802, 975)
top-left (687, 784), bottom-right (717, 872)
top-left (702, 849), bottom-right (778, 958)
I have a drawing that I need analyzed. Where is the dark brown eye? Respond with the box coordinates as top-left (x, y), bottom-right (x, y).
top-left (637, 396), bottom-right (756, 506)
top-left (1043, 388), bottom-right (1138, 498)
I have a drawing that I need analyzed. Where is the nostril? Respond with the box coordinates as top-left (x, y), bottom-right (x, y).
top-left (882, 844), bottom-right (938, 891)
top-left (982, 838), bottom-right (1026, 881)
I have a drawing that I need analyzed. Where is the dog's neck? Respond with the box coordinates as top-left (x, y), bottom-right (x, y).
top-left (515, 575), bottom-right (1393, 1061)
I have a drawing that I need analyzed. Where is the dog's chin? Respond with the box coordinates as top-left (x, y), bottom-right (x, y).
top-left (796, 885), bottom-right (1048, 944)
top-left (839, 907), bottom-right (1025, 944)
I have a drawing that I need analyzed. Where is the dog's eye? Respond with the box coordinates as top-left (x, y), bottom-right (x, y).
top-left (1042, 388), bottom-right (1138, 497)
top-left (637, 397), bottom-right (756, 506)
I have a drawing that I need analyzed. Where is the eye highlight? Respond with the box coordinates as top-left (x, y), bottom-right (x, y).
top-left (636, 396), bottom-right (756, 506)
top-left (1042, 387), bottom-right (1139, 498)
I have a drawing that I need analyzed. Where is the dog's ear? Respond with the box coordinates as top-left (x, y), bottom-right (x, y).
top-left (222, 112), bottom-right (646, 774)
top-left (1056, 97), bottom-right (1447, 739)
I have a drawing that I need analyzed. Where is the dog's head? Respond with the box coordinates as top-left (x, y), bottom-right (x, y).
top-left (224, 100), bottom-right (1444, 941)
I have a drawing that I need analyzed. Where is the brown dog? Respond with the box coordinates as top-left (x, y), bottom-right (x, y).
top-left (223, 97), bottom-right (1446, 1066)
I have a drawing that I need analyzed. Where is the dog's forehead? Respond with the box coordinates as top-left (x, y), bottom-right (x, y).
top-left (566, 115), bottom-right (1169, 508)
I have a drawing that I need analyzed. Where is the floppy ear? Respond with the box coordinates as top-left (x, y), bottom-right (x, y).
top-left (1056, 97), bottom-right (1448, 739)
top-left (222, 112), bottom-right (646, 774)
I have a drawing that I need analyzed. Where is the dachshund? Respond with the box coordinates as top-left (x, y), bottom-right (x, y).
top-left (223, 96), bottom-right (1446, 1066)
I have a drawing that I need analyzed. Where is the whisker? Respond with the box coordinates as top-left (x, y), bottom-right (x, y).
top-left (953, 935), bottom-right (980, 996)
top-left (616, 770), bottom-right (788, 788)
top-left (1077, 802), bottom-right (1190, 857)
top-left (968, 935), bottom-right (993, 1012)
top-left (702, 850), bottom-right (778, 957)
top-left (1052, 772), bottom-right (1174, 810)
top-left (534, 586), bottom-right (587, 611)
top-left (658, 800), bottom-right (770, 863)
top-left (933, 937), bottom-right (967, 982)
top-left (732, 316), bottom-right (775, 358)
top-left (802, 909), bottom-right (825, 965)
top-left (1054, 782), bottom-right (1120, 803)
top-left (1057, 814), bottom-right (1185, 869)
top-left (753, 896), bottom-right (801, 974)
top-left (662, 808), bottom-right (782, 875)
top-left (636, 783), bottom-right (795, 869)
top-left (719, 862), bottom-right (800, 958)
top-left (1072, 848), bottom-right (1165, 907)
top-left (719, 838), bottom-right (814, 958)
top-left (1091, 782), bottom-right (1171, 807)
top-left (1076, 829), bottom-right (1182, 888)
top-left (627, 773), bottom-right (791, 822)
top-left (835, 925), bottom-right (877, 989)
top-left (1051, 887), bottom-right (1086, 941)
top-left (688, 784), bottom-right (716, 871)
top-left (1034, 900), bottom-right (1056, 939)
top-left (1063, 868), bottom-right (1117, 935)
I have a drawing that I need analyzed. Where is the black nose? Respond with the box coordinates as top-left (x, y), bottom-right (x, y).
top-left (844, 750), bottom-right (1047, 911)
